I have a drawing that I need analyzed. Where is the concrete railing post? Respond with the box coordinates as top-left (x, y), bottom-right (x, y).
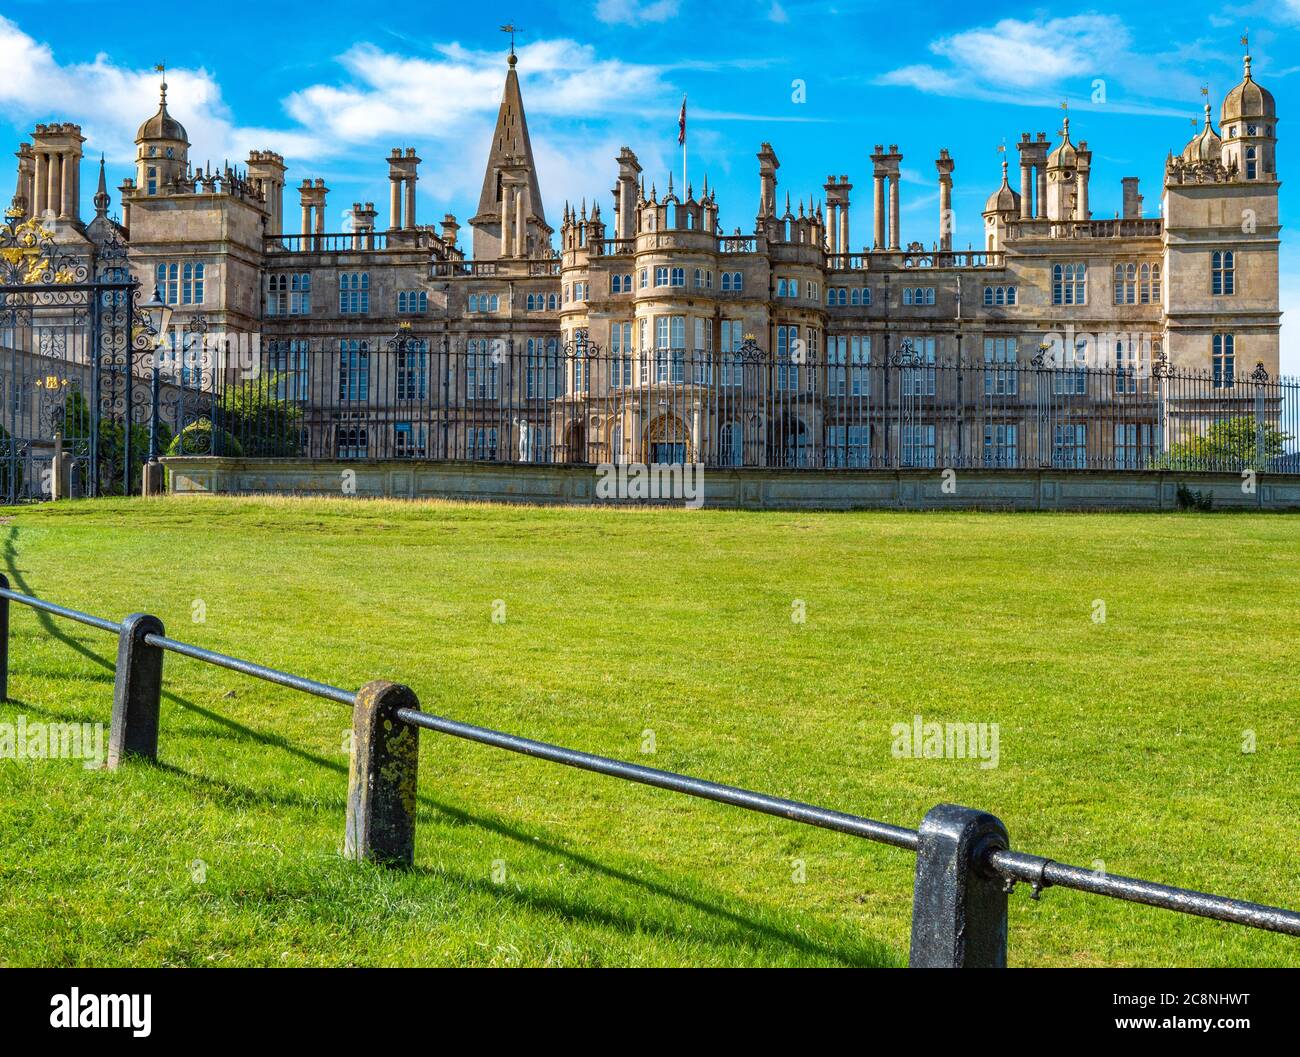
top-left (142, 459), bottom-right (164, 497)
top-left (108, 613), bottom-right (166, 769)
top-left (345, 680), bottom-right (420, 866)
top-left (908, 803), bottom-right (1010, 968)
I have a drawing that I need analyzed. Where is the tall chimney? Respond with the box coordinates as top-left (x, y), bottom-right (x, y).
top-left (615, 147), bottom-right (641, 240)
top-left (935, 149), bottom-right (955, 251)
top-left (1121, 177), bottom-right (1143, 219)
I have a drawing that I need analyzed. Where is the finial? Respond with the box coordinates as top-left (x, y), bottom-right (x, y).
top-left (154, 63), bottom-right (168, 105)
top-left (501, 23), bottom-right (518, 64)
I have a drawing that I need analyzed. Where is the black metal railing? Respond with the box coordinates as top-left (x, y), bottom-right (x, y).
top-left (2, 575), bottom-right (1296, 965)
top-left (201, 342), bottom-right (1300, 475)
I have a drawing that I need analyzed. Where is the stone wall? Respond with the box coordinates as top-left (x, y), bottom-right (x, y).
top-left (161, 457), bottom-right (1300, 512)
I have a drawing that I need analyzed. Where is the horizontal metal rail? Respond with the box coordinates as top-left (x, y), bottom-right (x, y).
top-left (0, 586), bottom-right (354, 706)
top-left (987, 849), bottom-right (1300, 937)
top-left (393, 707), bottom-right (920, 849)
top-left (142, 634), bottom-right (356, 706)
top-left (0, 587), bottom-right (121, 635)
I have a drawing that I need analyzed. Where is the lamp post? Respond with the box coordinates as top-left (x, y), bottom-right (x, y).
top-left (143, 286), bottom-right (173, 495)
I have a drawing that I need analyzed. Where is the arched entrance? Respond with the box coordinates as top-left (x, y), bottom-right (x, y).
top-left (645, 413), bottom-right (689, 464)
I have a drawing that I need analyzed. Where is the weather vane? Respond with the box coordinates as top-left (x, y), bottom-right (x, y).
top-left (1241, 31), bottom-right (1249, 52)
top-left (500, 23), bottom-right (517, 56)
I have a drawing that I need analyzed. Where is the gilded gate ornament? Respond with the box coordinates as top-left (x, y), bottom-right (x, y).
top-left (0, 209), bottom-right (87, 286)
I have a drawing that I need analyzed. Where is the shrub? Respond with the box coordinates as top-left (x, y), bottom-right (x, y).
top-left (166, 418), bottom-right (244, 458)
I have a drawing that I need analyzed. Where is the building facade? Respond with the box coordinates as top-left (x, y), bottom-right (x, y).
top-left (5, 46), bottom-right (1284, 470)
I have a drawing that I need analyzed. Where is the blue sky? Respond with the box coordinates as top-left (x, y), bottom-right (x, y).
top-left (1, 0), bottom-right (1296, 370)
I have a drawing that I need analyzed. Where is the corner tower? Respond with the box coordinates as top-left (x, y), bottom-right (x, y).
top-left (469, 51), bottom-right (552, 260)
top-left (1163, 47), bottom-right (1280, 376)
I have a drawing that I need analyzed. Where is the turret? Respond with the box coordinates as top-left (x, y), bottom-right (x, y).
top-left (1220, 50), bottom-right (1277, 181)
top-left (135, 74), bottom-right (189, 196)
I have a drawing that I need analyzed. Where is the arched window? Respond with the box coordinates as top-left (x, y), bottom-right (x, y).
top-left (1213, 333), bottom-right (1235, 388)
top-left (1211, 251), bottom-right (1235, 295)
top-left (1140, 263), bottom-right (1161, 304)
top-left (155, 262), bottom-right (179, 304)
top-left (182, 262), bottom-right (205, 305)
top-left (1245, 147), bottom-right (1257, 180)
top-left (1052, 263), bottom-right (1086, 305)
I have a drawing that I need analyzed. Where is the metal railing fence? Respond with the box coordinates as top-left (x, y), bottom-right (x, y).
top-left (206, 343), bottom-right (1300, 476)
top-left (2, 575), bottom-right (1296, 966)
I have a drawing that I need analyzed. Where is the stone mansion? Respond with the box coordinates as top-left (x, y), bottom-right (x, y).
top-left (6, 46), bottom-right (1282, 467)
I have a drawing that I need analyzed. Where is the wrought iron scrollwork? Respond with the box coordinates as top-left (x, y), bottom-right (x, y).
top-left (890, 338), bottom-right (922, 368)
top-left (0, 208), bottom-right (88, 287)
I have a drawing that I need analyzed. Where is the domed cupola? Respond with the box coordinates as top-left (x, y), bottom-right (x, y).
top-left (1182, 103), bottom-right (1223, 164)
top-left (981, 159), bottom-right (1021, 252)
top-left (135, 71), bottom-right (190, 196)
top-left (1220, 48), bottom-right (1278, 181)
top-left (983, 159), bottom-right (1021, 215)
top-left (1222, 53), bottom-right (1275, 125)
top-left (1044, 116), bottom-right (1090, 220)
top-left (1046, 117), bottom-right (1078, 171)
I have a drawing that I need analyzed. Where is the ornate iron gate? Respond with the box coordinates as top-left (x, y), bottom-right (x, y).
top-left (0, 209), bottom-right (159, 500)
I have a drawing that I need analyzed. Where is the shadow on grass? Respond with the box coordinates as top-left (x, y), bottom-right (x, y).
top-left (3, 529), bottom-right (118, 676)
top-left (3, 528), bottom-right (896, 966)
top-left (406, 858), bottom-right (894, 967)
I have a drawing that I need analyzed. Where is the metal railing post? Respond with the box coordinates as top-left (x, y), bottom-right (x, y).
top-left (108, 613), bottom-right (166, 769)
top-left (909, 803), bottom-right (1010, 968)
top-left (345, 680), bottom-right (420, 866)
top-left (0, 575), bottom-right (9, 702)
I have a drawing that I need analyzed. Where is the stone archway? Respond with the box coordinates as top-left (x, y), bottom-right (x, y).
top-left (644, 412), bottom-right (691, 464)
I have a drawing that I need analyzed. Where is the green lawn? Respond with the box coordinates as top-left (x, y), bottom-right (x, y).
top-left (0, 496), bottom-right (1296, 967)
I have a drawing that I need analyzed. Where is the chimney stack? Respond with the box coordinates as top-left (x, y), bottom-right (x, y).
top-left (935, 149), bottom-right (955, 251)
top-left (1121, 177), bottom-right (1143, 219)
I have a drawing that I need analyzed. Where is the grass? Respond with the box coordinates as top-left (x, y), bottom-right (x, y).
top-left (0, 495), bottom-right (1297, 967)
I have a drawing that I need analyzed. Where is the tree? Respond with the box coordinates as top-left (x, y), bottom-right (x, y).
top-left (217, 374), bottom-right (303, 457)
top-left (63, 389), bottom-right (170, 496)
top-left (1155, 416), bottom-right (1289, 471)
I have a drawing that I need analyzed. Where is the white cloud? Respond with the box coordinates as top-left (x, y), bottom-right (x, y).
top-left (932, 14), bottom-right (1128, 90)
top-left (594, 0), bottom-right (681, 25)
top-left (0, 15), bottom-right (324, 167)
top-left (0, 17), bottom-right (681, 221)
top-left (875, 14), bottom-right (1208, 112)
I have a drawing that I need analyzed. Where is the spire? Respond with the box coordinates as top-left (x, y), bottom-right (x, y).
top-left (473, 50), bottom-right (547, 229)
top-left (93, 154), bottom-right (110, 217)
